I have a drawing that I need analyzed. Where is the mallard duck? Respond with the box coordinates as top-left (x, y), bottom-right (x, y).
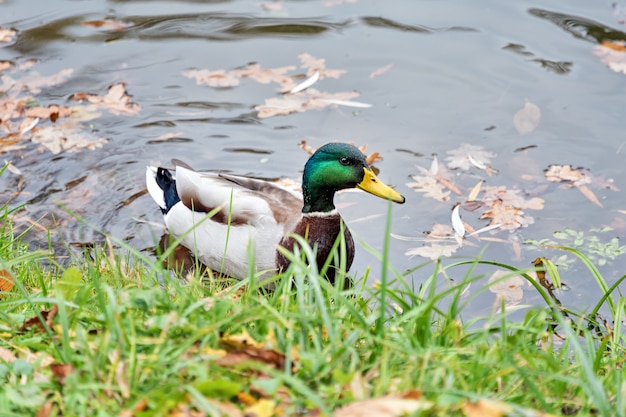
top-left (145, 142), bottom-right (405, 283)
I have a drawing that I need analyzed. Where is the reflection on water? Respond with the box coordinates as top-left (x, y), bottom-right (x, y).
top-left (2, 0), bottom-right (626, 316)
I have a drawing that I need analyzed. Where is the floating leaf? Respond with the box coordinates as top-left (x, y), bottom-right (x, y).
top-left (593, 41), bottom-right (626, 74)
top-left (370, 63), bottom-right (393, 78)
top-left (239, 63), bottom-right (296, 85)
top-left (405, 243), bottom-right (459, 260)
top-left (480, 199), bottom-right (534, 231)
top-left (513, 101), bottom-right (541, 135)
top-left (0, 28), bottom-right (17, 43)
top-left (487, 270), bottom-right (526, 308)
top-left (182, 68), bottom-right (240, 87)
top-left (30, 120), bottom-right (108, 154)
top-left (446, 144), bottom-right (496, 171)
top-left (69, 83), bottom-right (141, 115)
top-left (482, 186), bottom-right (544, 210)
top-left (298, 53), bottom-right (347, 79)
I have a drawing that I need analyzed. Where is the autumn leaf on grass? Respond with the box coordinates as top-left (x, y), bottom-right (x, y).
top-left (334, 391), bottom-right (433, 417)
top-left (30, 120), bottom-right (108, 154)
top-left (462, 398), bottom-right (513, 417)
top-left (216, 329), bottom-right (292, 371)
top-left (0, 269), bottom-right (13, 296)
top-left (69, 83), bottom-right (141, 116)
top-left (298, 53), bottom-right (347, 79)
top-left (446, 143), bottom-right (496, 172)
top-left (19, 305), bottom-right (58, 332)
top-left (545, 164), bottom-right (616, 208)
top-left (0, 28), bottom-right (17, 43)
top-left (513, 101), bottom-right (541, 135)
top-left (593, 41), bottom-right (626, 74)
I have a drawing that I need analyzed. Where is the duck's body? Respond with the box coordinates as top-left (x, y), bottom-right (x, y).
top-left (146, 143), bottom-right (405, 282)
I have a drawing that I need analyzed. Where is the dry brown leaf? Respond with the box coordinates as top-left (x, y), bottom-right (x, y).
top-left (0, 268), bottom-right (14, 294)
top-left (255, 95), bottom-right (306, 118)
top-left (513, 101), bottom-right (541, 135)
top-left (36, 401), bottom-right (53, 417)
top-left (30, 120), bottom-right (108, 154)
top-left (239, 63), bottom-right (296, 84)
top-left (0, 346), bottom-right (17, 362)
top-left (407, 173), bottom-right (450, 201)
top-left (50, 363), bottom-right (74, 385)
top-left (482, 186), bottom-right (544, 210)
top-left (182, 68), bottom-right (241, 87)
top-left (20, 305), bottom-right (58, 332)
top-left (544, 164), bottom-right (591, 186)
top-left (298, 53), bottom-right (347, 79)
top-left (69, 83), bottom-right (141, 115)
top-left (488, 270), bottom-right (526, 308)
top-left (446, 144), bottom-right (496, 171)
top-left (5, 68), bottom-right (74, 94)
top-left (462, 399), bottom-right (513, 417)
top-left (370, 63), bottom-right (393, 78)
top-left (593, 41), bottom-right (626, 74)
top-left (0, 61), bottom-right (12, 72)
top-left (334, 393), bottom-right (432, 417)
top-left (577, 184), bottom-right (603, 208)
top-left (0, 28), bottom-right (17, 43)
top-left (480, 199), bottom-right (534, 231)
top-left (25, 104), bottom-right (72, 122)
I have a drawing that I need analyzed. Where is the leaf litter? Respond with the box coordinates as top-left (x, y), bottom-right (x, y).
top-left (182, 53), bottom-right (373, 118)
top-left (403, 142), bottom-right (618, 267)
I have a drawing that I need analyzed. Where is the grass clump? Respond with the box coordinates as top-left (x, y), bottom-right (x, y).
top-left (1, 204), bottom-right (625, 416)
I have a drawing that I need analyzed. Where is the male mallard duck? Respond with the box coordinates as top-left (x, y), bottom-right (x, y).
top-left (146, 142), bottom-right (405, 283)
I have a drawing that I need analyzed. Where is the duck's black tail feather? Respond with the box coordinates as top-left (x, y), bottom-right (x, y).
top-left (155, 168), bottom-right (180, 214)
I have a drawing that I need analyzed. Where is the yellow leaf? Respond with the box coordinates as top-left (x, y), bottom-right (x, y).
top-left (244, 399), bottom-right (275, 417)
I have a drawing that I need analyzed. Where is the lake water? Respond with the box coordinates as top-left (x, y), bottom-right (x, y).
top-left (2, 0), bottom-right (626, 317)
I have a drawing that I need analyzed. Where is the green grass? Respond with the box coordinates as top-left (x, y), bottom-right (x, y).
top-left (1, 202), bottom-right (625, 416)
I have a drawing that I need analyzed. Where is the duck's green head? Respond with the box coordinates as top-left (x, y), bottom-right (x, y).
top-left (302, 142), bottom-right (405, 213)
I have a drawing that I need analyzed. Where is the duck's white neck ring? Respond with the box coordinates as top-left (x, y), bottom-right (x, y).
top-left (303, 209), bottom-right (340, 218)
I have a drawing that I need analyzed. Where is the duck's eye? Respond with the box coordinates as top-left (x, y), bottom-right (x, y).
top-left (339, 157), bottom-right (350, 166)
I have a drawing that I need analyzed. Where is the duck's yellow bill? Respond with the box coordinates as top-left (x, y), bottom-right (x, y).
top-left (357, 168), bottom-right (405, 204)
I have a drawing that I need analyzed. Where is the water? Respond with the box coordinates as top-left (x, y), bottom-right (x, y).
top-left (2, 0), bottom-right (626, 316)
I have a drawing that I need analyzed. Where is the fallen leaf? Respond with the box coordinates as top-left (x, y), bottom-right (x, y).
top-left (480, 199), bottom-right (534, 231)
top-left (50, 363), bottom-right (74, 385)
top-left (545, 164), bottom-right (591, 186)
top-left (406, 173), bottom-right (450, 201)
top-left (20, 305), bottom-right (58, 332)
top-left (0, 268), bottom-right (14, 294)
top-left (488, 270), bottom-right (526, 308)
top-left (24, 104), bottom-right (72, 122)
top-left (593, 41), bottom-right (626, 74)
top-left (81, 19), bottom-right (131, 31)
top-left (513, 101), bottom-right (541, 135)
top-left (370, 63), bottom-right (393, 78)
top-left (3, 68), bottom-right (74, 94)
top-left (0, 28), bottom-right (17, 43)
top-left (69, 83), bottom-right (141, 115)
top-left (36, 401), bottom-right (53, 417)
top-left (255, 95), bottom-right (307, 118)
top-left (405, 243), bottom-right (459, 260)
top-left (30, 120), bottom-right (108, 154)
top-left (482, 186), bottom-right (544, 210)
top-left (244, 399), bottom-right (276, 417)
top-left (239, 63), bottom-right (296, 85)
top-left (334, 393), bottom-right (432, 417)
top-left (0, 61), bottom-right (12, 72)
top-left (298, 53), bottom-right (347, 79)
top-left (446, 144), bottom-right (496, 171)
top-left (0, 346), bottom-right (17, 362)
top-left (182, 68), bottom-right (241, 87)
top-left (462, 399), bottom-right (513, 417)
